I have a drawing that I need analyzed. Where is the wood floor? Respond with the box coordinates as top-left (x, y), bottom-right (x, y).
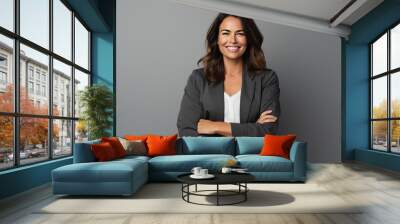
top-left (1, 162), bottom-right (400, 224)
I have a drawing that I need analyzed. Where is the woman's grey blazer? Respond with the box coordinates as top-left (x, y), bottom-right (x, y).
top-left (177, 66), bottom-right (280, 137)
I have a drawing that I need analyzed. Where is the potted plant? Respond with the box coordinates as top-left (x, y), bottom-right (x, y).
top-left (79, 84), bottom-right (113, 140)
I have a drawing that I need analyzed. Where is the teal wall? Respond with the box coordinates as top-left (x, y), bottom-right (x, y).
top-left (344, 0), bottom-right (400, 170)
top-left (92, 32), bottom-right (114, 136)
top-left (0, 0), bottom-right (115, 200)
top-left (91, 0), bottom-right (116, 135)
top-left (0, 158), bottom-right (72, 199)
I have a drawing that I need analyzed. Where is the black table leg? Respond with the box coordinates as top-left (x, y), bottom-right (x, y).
top-left (188, 184), bottom-right (190, 202)
top-left (195, 184), bottom-right (197, 192)
top-left (217, 184), bottom-right (219, 206)
top-left (245, 183), bottom-right (247, 201)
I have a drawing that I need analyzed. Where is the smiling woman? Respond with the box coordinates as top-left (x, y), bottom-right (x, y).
top-left (177, 13), bottom-right (281, 137)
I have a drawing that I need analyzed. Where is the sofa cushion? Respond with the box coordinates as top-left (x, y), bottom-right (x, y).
top-left (148, 154), bottom-right (235, 172)
top-left (235, 137), bottom-right (263, 155)
top-left (115, 155), bottom-right (150, 163)
top-left (236, 155), bottom-right (293, 172)
top-left (181, 137), bottom-right (235, 155)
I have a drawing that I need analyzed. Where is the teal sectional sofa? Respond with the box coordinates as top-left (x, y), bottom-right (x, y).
top-left (52, 137), bottom-right (307, 196)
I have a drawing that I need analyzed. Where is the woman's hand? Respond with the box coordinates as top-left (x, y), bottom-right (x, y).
top-left (197, 119), bottom-right (232, 136)
top-left (257, 110), bottom-right (278, 124)
top-left (197, 119), bottom-right (218, 134)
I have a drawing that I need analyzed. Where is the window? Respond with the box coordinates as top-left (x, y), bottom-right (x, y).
top-left (42, 85), bottom-right (46, 97)
top-left (0, 55), bottom-right (7, 67)
top-left (41, 73), bottom-right (46, 82)
top-left (371, 23), bottom-right (400, 154)
top-left (35, 83), bottom-right (40, 95)
top-left (0, 116), bottom-right (13, 170)
top-left (0, 54), bottom-right (8, 90)
top-left (28, 81), bottom-right (34, 94)
top-left (0, 0), bottom-right (91, 170)
top-left (74, 69), bottom-right (89, 118)
top-left (20, 0), bottom-right (49, 49)
top-left (0, 0), bottom-right (14, 32)
top-left (35, 70), bottom-right (41, 81)
top-left (53, 0), bottom-right (72, 60)
top-left (0, 71), bottom-right (6, 84)
top-left (75, 18), bottom-right (89, 70)
top-left (0, 35), bottom-right (13, 112)
top-left (29, 67), bottom-right (34, 80)
top-left (53, 59), bottom-right (71, 117)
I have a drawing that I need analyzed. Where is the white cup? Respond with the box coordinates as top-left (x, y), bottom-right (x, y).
top-left (191, 167), bottom-right (202, 176)
top-left (221, 167), bottom-right (232, 174)
top-left (200, 169), bottom-right (208, 176)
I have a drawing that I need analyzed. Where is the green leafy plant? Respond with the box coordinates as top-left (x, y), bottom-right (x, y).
top-left (79, 84), bottom-right (113, 140)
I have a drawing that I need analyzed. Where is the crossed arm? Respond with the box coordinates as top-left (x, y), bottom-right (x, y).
top-left (177, 70), bottom-right (280, 137)
top-left (197, 109), bottom-right (278, 136)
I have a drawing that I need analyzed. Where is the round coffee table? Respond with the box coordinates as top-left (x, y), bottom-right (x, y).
top-left (177, 173), bottom-right (255, 206)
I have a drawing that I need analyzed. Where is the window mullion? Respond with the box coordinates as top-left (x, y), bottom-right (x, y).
top-left (49, 0), bottom-right (54, 160)
top-left (13, 0), bottom-right (20, 167)
top-left (388, 30), bottom-right (391, 153)
top-left (71, 10), bottom-right (76, 154)
top-left (370, 45), bottom-right (373, 149)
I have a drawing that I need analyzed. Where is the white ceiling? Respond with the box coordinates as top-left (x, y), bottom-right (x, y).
top-left (173, 0), bottom-right (384, 37)
top-left (226, 0), bottom-right (351, 22)
top-left (224, 0), bottom-right (383, 25)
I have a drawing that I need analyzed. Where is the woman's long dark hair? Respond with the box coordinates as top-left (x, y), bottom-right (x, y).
top-left (198, 13), bottom-right (267, 83)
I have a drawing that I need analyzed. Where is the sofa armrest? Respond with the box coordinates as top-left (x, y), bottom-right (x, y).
top-left (289, 141), bottom-right (307, 181)
top-left (73, 140), bottom-right (100, 163)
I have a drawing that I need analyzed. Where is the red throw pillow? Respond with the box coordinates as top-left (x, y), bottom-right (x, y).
top-left (101, 137), bottom-right (127, 158)
top-left (91, 142), bottom-right (117, 161)
top-left (260, 134), bottom-right (296, 159)
top-left (146, 135), bottom-right (177, 157)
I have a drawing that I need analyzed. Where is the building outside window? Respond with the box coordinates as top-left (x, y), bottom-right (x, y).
top-left (0, 54), bottom-right (7, 91)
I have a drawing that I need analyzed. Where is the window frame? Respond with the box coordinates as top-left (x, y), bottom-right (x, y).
top-left (370, 20), bottom-right (400, 154)
top-left (0, 0), bottom-right (92, 171)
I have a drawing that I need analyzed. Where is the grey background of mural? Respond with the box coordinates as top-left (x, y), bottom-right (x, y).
top-left (116, 0), bottom-right (341, 162)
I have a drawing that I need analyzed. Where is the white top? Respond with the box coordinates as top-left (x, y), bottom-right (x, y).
top-left (224, 90), bottom-right (241, 123)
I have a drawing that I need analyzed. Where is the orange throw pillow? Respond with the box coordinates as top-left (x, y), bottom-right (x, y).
top-left (101, 137), bottom-right (127, 158)
top-left (260, 134), bottom-right (296, 159)
top-left (91, 142), bottom-right (117, 161)
top-left (146, 135), bottom-right (177, 157)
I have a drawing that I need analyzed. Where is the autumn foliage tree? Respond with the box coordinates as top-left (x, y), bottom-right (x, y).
top-left (0, 84), bottom-right (59, 153)
top-left (372, 99), bottom-right (400, 143)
